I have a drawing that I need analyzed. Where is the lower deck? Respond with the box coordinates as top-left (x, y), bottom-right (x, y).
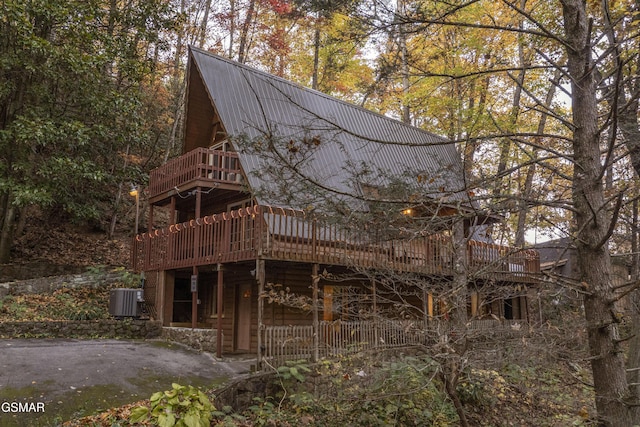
top-left (143, 259), bottom-right (533, 361)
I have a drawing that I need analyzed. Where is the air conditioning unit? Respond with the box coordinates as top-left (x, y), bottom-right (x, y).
top-left (109, 288), bottom-right (143, 318)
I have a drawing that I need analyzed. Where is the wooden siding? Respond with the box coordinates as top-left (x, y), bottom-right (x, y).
top-left (133, 205), bottom-right (540, 283)
top-left (194, 267), bottom-right (260, 354)
top-left (184, 59), bottom-right (218, 153)
top-left (263, 264), bottom-right (317, 327)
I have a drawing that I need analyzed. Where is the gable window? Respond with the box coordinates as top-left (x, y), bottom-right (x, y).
top-left (207, 140), bottom-right (239, 181)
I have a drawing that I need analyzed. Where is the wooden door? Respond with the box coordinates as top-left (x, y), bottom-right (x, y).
top-left (235, 282), bottom-right (252, 351)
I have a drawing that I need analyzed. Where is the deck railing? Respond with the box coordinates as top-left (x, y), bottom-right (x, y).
top-left (132, 205), bottom-right (540, 280)
top-left (148, 148), bottom-right (242, 200)
top-left (132, 206), bottom-right (261, 270)
top-left (262, 318), bottom-right (526, 368)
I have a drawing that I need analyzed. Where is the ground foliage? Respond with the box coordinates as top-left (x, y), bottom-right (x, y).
top-left (0, 283), bottom-right (128, 322)
top-left (65, 349), bottom-right (595, 427)
top-left (6, 206), bottom-right (132, 269)
top-left (11, 225), bottom-right (131, 268)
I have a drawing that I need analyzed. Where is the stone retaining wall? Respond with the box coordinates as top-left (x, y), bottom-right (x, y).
top-left (0, 261), bottom-right (85, 282)
top-left (214, 372), bottom-right (278, 411)
top-left (161, 327), bottom-right (222, 353)
top-left (0, 268), bottom-right (137, 298)
top-left (0, 319), bottom-right (162, 339)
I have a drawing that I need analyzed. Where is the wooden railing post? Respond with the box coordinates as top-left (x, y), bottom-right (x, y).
top-left (311, 218), bottom-right (317, 261)
top-left (255, 206), bottom-right (263, 257)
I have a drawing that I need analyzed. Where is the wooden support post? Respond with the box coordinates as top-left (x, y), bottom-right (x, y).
top-left (191, 267), bottom-right (198, 329)
top-left (148, 205), bottom-right (154, 231)
top-left (423, 285), bottom-right (429, 329)
top-left (192, 188), bottom-right (202, 329)
top-left (164, 271), bottom-right (175, 326)
top-left (471, 292), bottom-right (479, 318)
top-left (312, 263), bottom-right (319, 363)
top-left (168, 197), bottom-right (176, 265)
top-left (156, 271), bottom-right (164, 325)
top-left (216, 264), bottom-right (224, 358)
top-left (170, 197), bottom-right (176, 224)
top-left (194, 187), bottom-right (201, 258)
top-left (257, 259), bottom-right (265, 367)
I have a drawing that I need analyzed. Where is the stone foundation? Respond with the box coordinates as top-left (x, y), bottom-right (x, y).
top-left (161, 326), bottom-right (222, 353)
top-left (0, 268), bottom-right (137, 299)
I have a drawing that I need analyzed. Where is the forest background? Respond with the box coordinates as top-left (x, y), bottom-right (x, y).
top-left (3, 0), bottom-right (640, 424)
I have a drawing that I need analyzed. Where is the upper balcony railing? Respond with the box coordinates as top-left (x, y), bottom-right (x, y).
top-left (148, 148), bottom-right (242, 201)
top-left (132, 205), bottom-right (540, 282)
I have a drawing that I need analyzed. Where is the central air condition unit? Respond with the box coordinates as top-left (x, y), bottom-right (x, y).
top-left (109, 288), bottom-right (143, 318)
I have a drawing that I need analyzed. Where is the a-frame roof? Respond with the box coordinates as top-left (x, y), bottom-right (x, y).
top-left (187, 46), bottom-right (470, 211)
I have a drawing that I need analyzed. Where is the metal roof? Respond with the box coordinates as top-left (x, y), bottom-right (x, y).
top-left (189, 46), bottom-right (470, 210)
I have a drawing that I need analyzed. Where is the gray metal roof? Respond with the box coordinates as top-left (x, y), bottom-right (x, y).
top-left (189, 46), bottom-right (469, 210)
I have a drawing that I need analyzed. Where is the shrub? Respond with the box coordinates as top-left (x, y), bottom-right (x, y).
top-left (129, 383), bottom-right (215, 427)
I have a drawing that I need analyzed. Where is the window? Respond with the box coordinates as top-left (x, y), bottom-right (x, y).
top-left (323, 286), bottom-right (358, 321)
top-left (209, 283), bottom-right (224, 318)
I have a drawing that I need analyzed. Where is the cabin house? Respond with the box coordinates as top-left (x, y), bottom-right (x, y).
top-left (131, 47), bottom-right (540, 364)
top-left (534, 238), bottom-right (630, 318)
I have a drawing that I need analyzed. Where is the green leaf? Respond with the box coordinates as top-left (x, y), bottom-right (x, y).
top-left (128, 406), bottom-right (149, 423)
top-left (150, 391), bottom-right (164, 403)
top-left (158, 412), bottom-right (176, 427)
top-left (198, 391), bottom-right (211, 407)
top-left (182, 412), bottom-right (201, 427)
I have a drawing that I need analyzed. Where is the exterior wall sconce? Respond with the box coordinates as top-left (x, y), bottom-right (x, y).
top-left (243, 289), bottom-right (251, 298)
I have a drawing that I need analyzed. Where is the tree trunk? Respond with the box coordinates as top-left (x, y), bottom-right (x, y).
top-left (238, 0), bottom-right (256, 64)
top-left (198, 0), bottom-right (213, 48)
top-left (311, 23), bottom-right (320, 90)
top-left (514, 68), bottom-right (561, 247)
top-left (174, 0), bottom-right (186, 76)
top-left (561, 0), bottom-right (635, 424)
top-left (441, 218), bottom-right (469, 426)
top-left (463, 73), bottom-right (490, 181)
top-left (442, 358), bottom-right (469, 427)
top-left (164, 86), bottom-right (185, 163)
top-left (0, 199), bottom-right (16, 264)
top-left (228, 0), bottom-right (236, 58)
top-left (15, 205), bottom-right (29, 238)
top-left (396, 0), bottom-right (410, 124)
top-left (494, 1), bottom-right (527, 197)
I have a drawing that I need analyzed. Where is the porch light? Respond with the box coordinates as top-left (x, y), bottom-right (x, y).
top-left (402, 208), bottom-right (414, 216)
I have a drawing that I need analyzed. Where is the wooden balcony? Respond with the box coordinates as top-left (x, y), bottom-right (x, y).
top-left (148, 148), bottom-right (243, 204)
top-left (132, 205), bottom-right (540, 282)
